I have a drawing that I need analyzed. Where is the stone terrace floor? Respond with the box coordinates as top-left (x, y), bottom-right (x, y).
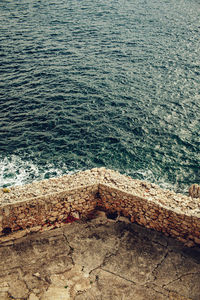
top-left (0, 214), bottom-right (200, 300)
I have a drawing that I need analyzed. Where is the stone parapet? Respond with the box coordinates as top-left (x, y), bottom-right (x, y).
top-left (98, 184), bottom-right (200, 246)
top-left (0, 168), bottom-right (200, 246)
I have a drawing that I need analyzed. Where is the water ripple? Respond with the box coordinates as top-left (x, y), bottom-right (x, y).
top-left (0, 0), bottom-right (199, 191)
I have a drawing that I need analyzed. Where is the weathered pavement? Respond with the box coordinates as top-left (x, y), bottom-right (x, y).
top-left (0, 214), bottom-right (200, 300)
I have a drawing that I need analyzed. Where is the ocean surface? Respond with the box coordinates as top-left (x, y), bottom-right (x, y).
top-left (0, 0), bottom-right (199, 193)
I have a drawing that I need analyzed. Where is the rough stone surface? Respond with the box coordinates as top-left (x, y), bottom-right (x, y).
top-left (1, 168), bottom-right (200, 246)
top-left (0, 214), bottom-right (199, 300)
top-left (189, 184), bottom-right (200, 199)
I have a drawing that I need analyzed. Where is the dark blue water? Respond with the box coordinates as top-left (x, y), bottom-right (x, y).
top-left (0, 0), bottom-right (199, 192)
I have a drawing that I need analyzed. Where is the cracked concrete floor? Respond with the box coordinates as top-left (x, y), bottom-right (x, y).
top-left (0, 215), bottom-right (200, 300)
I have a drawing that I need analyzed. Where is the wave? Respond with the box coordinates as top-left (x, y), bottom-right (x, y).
top-left (0, 155), bottom-right (73, 188)
top-left (0, 155), bottom-right (188, 195)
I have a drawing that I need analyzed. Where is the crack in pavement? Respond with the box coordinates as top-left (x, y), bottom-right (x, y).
top-left (6, 267), bottom-right (31, 299)
top-left (100, 268), bottom-right (137, 285)
top-left (101, 240), bottom-right (120, 265)
top-left (162, 272), bottom-right (200, 289)
top-left (163, 286), bottom-right (193, 300)
top-left (147, 283), bottom-right (169, 298)
top-left (88, 236), bottom-right (121, 276)
top-left (18, 267), bottom-right (31, 292)
top-left (152, 234), bottom-right (169, 248)
top-left (1, 221), bottom-right (200, 300)
top-left (149, 250), bottom-right (169, 282)
top-left (63, 232), bottom-right (75, 265)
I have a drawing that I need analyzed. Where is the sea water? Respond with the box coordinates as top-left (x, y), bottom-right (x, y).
top-left (0, 0), bottom-right (199, 193)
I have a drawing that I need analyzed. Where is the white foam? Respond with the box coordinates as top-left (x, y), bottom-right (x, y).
top-left (0, 156), bottom-right (187, 193)
top-left (0, 155), bottom-right (73, 187)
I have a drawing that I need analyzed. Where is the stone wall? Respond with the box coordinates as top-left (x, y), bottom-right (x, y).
top-left (0, 168), bottom-right (200, 246)
top-left (98, 184), bottom-right (200, 246)
top-left (0, 184), bottom-right (99, 236)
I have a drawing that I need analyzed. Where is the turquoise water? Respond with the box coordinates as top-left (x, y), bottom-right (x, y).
top-left (0, 0), bottom-right (199, 192)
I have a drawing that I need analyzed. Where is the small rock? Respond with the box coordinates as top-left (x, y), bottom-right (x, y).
top-left (28, 293), bottom-right (39, 300)
top-left (117, 216), bottom-right (131, 223)
top-left (194, 237), bottom-right (200, 245)
top-left (33, 272), bottom-right (41, 278)
top-left (49, 217), bottom-right (57, 222)
top-left (71, 211), bottom-right (80, 219)
top-left (29, 226), bottom-right (41, 233)
top-left (184, 240), bottom-right (195, 247)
